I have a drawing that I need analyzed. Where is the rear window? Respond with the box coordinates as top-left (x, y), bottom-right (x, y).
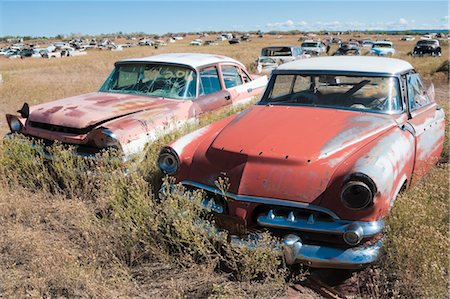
top-left (261, 47), bottom-right (293, 57)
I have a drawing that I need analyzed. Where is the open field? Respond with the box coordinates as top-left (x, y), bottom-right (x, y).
top-left (0, 34), bottom-right (448, 298)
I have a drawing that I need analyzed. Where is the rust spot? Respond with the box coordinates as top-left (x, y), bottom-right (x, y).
top-left (43, 106), bottom-right (63, 115)
top-left (65, 110), bottom-right (84, 117)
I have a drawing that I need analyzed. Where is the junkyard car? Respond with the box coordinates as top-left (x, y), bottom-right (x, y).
top-left (257, 46), bottom-right (307, 74)
top-left (190, 39), bottom-right (203, 46)
top-left (5, 53), bottom-right (268, 159)
top-left (300, 40), bottom-right (325, 55)
top-left (158, 56), bottom-right (445, 269)
top-left (412, 39), bottom-right (442, 56)
top-left (335, 41), bottom-right (361, 55)
top-left (371, 41), bottom-right (395, 56)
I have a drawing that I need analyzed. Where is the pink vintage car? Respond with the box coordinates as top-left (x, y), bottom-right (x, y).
top-left (158, 56), bottom-right (445, 269)
top-left (5, 53), bottom-right (267, 159)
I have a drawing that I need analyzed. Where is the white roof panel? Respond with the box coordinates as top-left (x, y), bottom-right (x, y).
top-left (277, 56), bottom-right (413, 74)
top-left (118, 53), bottom-right (245, 69)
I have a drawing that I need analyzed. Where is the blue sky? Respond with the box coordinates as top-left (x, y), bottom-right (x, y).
top-left (0, 1), bottom-right (448, 37)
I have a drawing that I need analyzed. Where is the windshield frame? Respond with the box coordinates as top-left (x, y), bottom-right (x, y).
top-left (99, 61), bottom-right (198, 100)
top-left (258, 70), bottom-right (405, 115)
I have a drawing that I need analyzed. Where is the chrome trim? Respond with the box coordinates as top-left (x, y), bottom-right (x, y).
top-left (257, 210), bottom-right (384, 237)
top-left (281, 234), bottom-right (382, 269)
top-left (180, 180), bottom-right (340, 220)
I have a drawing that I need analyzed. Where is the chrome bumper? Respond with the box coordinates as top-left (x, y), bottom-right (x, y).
top-left (280, 234), bottom-right (382, 269)
top-left (164, 181), bottom-right (385, 269)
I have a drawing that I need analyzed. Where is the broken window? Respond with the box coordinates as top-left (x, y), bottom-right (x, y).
top-left (100, 63), bottom-right (197, 99)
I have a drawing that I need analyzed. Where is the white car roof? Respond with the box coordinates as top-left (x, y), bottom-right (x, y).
top-left (373, 41), bottom-right (393, 45)
top-left (118, 53), bottom-right (245, 69)
top-left (277, 56), bottom-right (413, 74)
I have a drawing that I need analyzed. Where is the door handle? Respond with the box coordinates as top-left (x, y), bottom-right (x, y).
top-left (225, 95), bottom-right (231, 100)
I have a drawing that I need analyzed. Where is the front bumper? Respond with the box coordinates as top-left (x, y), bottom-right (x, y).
top-left (163, 181), bottom-right (384, 269)
top-left (280, 234), bottom-right (382, 269)
top-left (4, 132), bottom-right (121, 161)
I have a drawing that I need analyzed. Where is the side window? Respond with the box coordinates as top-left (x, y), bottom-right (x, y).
top-left (199, 66), bottom-right (221, 95)
top-left (407, 74), bottom-right (431, 111)
top-left (222, 65), bottom-right (243, 89)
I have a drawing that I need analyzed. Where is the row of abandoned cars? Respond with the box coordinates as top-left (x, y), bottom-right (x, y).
top-left (5, 52), bottom-right (445, 269)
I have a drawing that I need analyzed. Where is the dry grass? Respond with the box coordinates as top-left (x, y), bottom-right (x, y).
top-left (0, 33), bottom-right (448, 298)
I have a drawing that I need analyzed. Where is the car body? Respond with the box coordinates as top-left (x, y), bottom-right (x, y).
top-left (5, 53), bottom-right (268, 160)
top-left (361, 39), bottom-right (374, 48)
top-left (300, 40), bottom-right (325, 55)
top-left (228, 38), bottom-right (241, 45)
top-left (190, 39), bottom-right (203, 46)
top-left (401, 35), bottom-right (415, 41)
top-left (159, 56), bottom-right (445, 269)
top-left (412, 39), bottom-right (441, 56)
top-left (335, 42), bottom-right (361, 55)
top-left (371, 41), bottom-right (395, 56)
top-left (256, 46), bottom-right (308, 74)
top-left (204, 40), bottom-right (218, 46)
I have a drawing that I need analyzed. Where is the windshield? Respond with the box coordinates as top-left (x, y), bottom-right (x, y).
top-left (373, 43), bottom-right (392, 48)
top-left (260, 74), bottom-right (402, 114)
top-left (417, 40), bottom-right (437, 46)
top-left (301, 42), bottom-right (319, 47)
top-left (261, 47), bottom-right (293, 57)
top-left (100, 63), bottom-right (197, 99)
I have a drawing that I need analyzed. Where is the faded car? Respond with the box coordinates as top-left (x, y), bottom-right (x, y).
top-left (361, 39), bottom-right (373, 48)
top-left (190, 39), bottom-right (203, 46)
top-left (300, 40), bottom-right (325, 55)
top-left (5, 53), bottom-right (268, 159)
top-left (371, 41), bottom-right (395, 56)
top-left (401, 35), bottom-right (415, 41)
top-left (412, 39), bottom-right (441, 56)
top-left (335, 42), bottom-right (361, 55)
top-left (158, 56), bottom-right (445, 269)
top-left (256, 46), bottom-right (307, 74)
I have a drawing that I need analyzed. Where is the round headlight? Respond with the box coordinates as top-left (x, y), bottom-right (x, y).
top-left (341, 181), bottom-right (373, 210)
top-left (158, 147), bottom-right (179, 175)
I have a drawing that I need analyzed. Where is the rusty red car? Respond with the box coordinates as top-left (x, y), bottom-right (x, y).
top-left (158, 56), bottom-right (445, 269)
top-left (5, 53), bottom-right (267, 159)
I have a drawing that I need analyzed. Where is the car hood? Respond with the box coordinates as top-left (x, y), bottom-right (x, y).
top-left (28, 92), bottom-right (182, 129)
top-left (188, 105), bottom-right (396, 204)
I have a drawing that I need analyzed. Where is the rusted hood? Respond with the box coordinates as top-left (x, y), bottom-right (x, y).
top-left (190, 105), bottom-right (396, 204)
top-left (28, 92), bottom-right (181, 129)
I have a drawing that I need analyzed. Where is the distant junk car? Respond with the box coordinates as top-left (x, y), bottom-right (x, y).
top-left (5, 53), bottom-right (268, 160)
top-left (159, 56), bottom-right (445, 269)
top-left (228, 38), bottom-right (241, 45)
top-left (300, 40), bottom-right (325, 55)
top-left (190, 39), bottom-right (203, 46)
top-left (257, 46), bottom-right (308, 74)
top-left (371, 41), bottom-right (395, 56)
top-left (412, 39), bottom-right (442, 56)
top-left (335, 42), bottom-right (361, 55)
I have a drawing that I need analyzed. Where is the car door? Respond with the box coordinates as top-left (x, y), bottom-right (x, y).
top-left (219, 64), bottom-right (267, 106)
top-left (192, 65), bottom-right (230, 115)
top-left (406, 73), bottom-right (445, 183)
